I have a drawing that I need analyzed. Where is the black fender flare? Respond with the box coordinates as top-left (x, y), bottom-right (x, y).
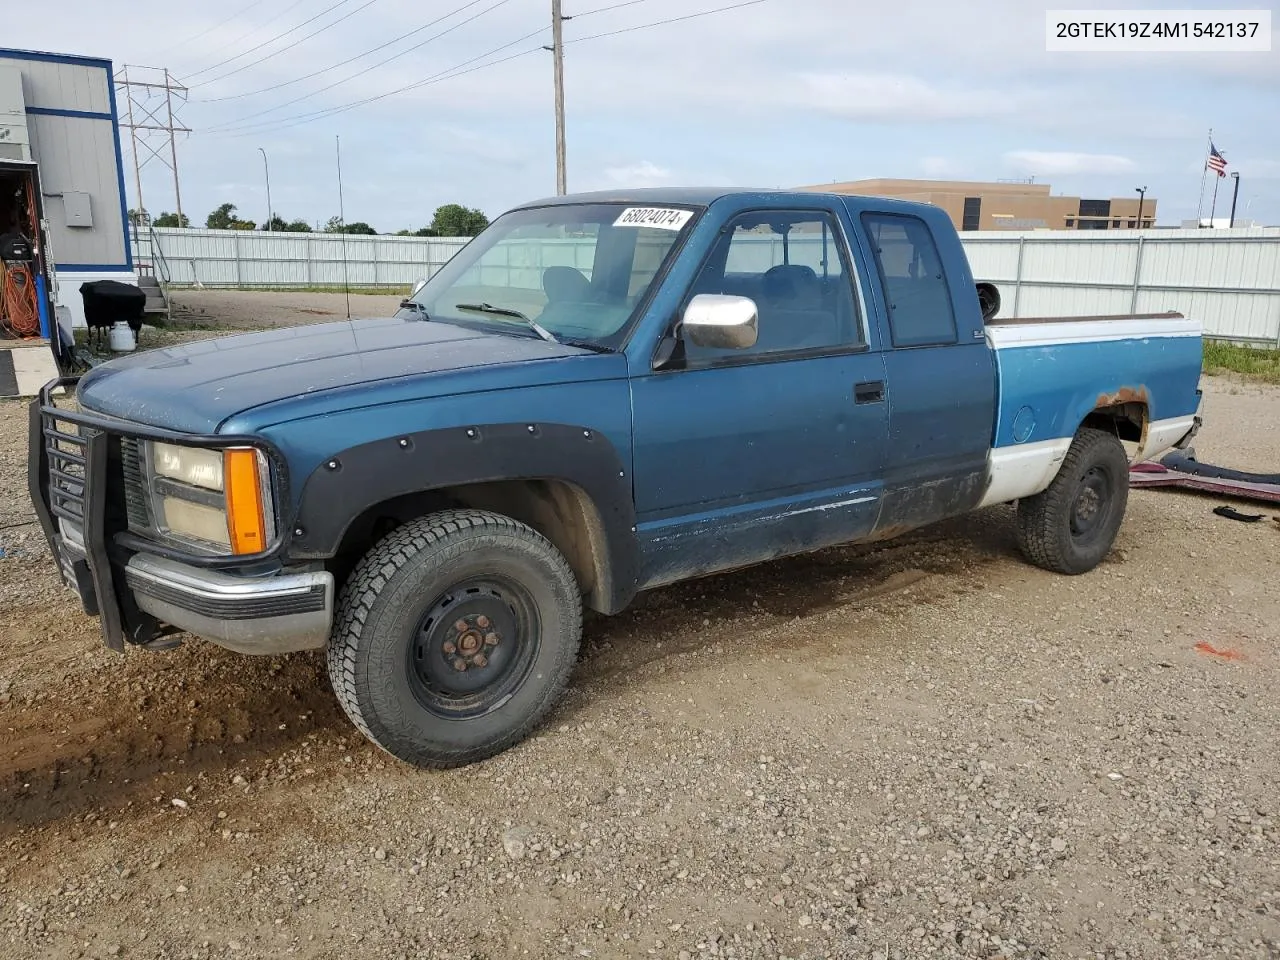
top-left (286, 422), bottom-right (640, 613)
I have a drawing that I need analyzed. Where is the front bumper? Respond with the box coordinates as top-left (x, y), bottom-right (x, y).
top-left (28, 378), bottom-right (330, 655)
top-left (125, 554), bottom-right (332, 654)
top-left (55, 530), bottom-right (332, 653)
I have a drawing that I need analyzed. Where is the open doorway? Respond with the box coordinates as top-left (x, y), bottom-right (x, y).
top-left (0, 161), bottom-right (49, 342)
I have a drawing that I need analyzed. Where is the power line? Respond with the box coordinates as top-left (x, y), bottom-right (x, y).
top-left (196, 0), bottom-right (387, 87)
top-left (200, 0), bottom-right (516, 132)
top-left (184, 0), bottom-right (314, 62)
top-left (169, 0), bottom-right (270, 51)
top-left (200, 0), bottom-right (645, 105)
top-left (200, 0), bottom-right (770, 138)
top-left (566, 0), bottom-right (767, 44)
top-left (572, 0), bottom-right (653, 17)
top-left (199, 0), bottom-right (495, 102)
top-left (182, 0), bottom-right (364, 81)
top-left (205, 26), bottom-right (549, 138)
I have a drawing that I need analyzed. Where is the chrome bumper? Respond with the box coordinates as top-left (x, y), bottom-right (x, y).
top-left (123, 553), bottom-right (333, 655)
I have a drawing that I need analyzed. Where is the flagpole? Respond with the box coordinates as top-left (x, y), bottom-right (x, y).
top-left (1196, 128), bottom-right (1212, 226)
top-left (1209, 171), bottom-right (1221, 225)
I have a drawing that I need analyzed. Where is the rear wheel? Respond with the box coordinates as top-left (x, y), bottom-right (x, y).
top-left (327, 509), bottom-right (581, 768)
top-left (1015, 427), bottom-right (1130, 575)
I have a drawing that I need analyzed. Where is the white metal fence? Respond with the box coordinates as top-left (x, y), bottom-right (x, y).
top-left (961, 228), bottom-right (1280, 345)
top-left (150, 227), bottom-right (471, 288)
top-left (146, 226), bottom-right (1280, 344)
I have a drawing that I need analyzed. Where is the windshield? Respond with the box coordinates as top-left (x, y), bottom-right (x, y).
top-left (402, 202), bottom-right (699, 347)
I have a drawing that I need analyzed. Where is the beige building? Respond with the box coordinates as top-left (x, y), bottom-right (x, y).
top-left (795, 178), bottom-right (1157, 231)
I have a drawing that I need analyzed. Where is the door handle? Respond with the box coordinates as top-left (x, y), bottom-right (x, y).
top-left (854, 380), bottom-right (885, 404)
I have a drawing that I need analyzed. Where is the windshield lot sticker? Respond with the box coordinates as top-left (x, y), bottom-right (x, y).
top-left (614, 207), bottom-right (693, 230)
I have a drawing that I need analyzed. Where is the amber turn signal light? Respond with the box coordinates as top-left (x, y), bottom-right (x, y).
top-left (223, 448), bottom-right (267, 555)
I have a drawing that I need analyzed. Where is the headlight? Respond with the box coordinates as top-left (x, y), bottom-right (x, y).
top-left (152, 442), bottom-right (224, 490)
top-left (141, 442), bottom-right (276, 555)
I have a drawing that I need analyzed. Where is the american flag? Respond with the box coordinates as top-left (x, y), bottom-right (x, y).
top-left (1207, 142), bottom-right (1228, 177)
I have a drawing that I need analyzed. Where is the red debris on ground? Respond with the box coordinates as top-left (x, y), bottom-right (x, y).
top-left (1194, 642), bottom-right (1249, 662)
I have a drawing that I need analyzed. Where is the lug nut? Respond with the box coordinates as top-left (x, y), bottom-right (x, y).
top-left (454, 619), bottom-right (468, 632)
top-left (451, 658), bottom-right (468, 672)
top-left (476, 615), bottom-right (490, 628)
top-left (443, 642), bottom-right (457, 655)
top-left (484, 632), bottom-right (499, 646)
top-left (473, 653), bottom-right (488, 668)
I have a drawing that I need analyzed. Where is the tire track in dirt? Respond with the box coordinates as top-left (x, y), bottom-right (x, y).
top-left (0, 508), bottom-right (1018, 835)
top-left (0, 645), bottom-right (346, 832)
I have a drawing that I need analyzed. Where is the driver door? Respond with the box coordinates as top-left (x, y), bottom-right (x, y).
top-left (629, 205), bottom-right (890, 588)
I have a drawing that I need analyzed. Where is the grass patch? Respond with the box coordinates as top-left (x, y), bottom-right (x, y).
top-left (1203, 340), bottom-right (1280, 383)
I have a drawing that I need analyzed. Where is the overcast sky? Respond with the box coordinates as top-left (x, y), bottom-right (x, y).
top-left (10, 0), bottom-right (1279, 229)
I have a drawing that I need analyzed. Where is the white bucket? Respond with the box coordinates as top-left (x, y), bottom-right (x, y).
top-left (109, 322), bottom-right (136, 352)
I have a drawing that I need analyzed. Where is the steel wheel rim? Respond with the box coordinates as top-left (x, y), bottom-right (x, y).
top-left (1070, 465), bottom-right (1113, 542)
top-left (408, 575), bottom-right (541, 720)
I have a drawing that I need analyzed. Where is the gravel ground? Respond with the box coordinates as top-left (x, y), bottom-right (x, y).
top-left (169, 289), bottom-right (405, 330)
top-left (0, 314), bottom-right (1277, 959)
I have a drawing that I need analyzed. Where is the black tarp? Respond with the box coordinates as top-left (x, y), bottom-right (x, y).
top-left (79, 279), bottom-right (146, 330)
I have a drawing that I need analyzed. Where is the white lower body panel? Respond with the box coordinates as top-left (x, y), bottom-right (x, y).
top-left (1130, 414), bottom-right (1198, 464)
top-left (980, 438), bottom-right (1072, 507)
top-left (980, 415), bottom-right (1199, 508)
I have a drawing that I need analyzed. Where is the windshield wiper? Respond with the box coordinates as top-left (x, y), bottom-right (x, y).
top-left (559, 337), bottom-right (615, 354)
top-left (454, 302), bottom-right (559, 344)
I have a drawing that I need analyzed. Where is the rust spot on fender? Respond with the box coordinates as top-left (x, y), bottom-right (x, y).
top-left (1095, 385), bottom-right (1149, 409)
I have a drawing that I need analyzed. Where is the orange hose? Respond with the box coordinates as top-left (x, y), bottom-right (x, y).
top-left (1, 262), bottom-right (40, 337)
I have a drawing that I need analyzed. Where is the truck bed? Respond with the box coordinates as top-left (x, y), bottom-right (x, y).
top-left (979, 311), bottom-right (1203, 507)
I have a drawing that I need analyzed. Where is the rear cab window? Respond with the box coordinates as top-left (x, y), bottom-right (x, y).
top-left (861, 213), bottom-right (957, 348)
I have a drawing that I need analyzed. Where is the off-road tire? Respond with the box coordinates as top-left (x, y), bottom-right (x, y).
top-left (1015, 427), bottom-right (1130, 575)
top-left (326, 509), bottom-right (582, 768)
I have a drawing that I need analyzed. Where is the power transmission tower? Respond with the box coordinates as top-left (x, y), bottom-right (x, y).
top-left (115, 65), bottom-right (191, 225)
top-left (545, 0), bottom-right (568, 195)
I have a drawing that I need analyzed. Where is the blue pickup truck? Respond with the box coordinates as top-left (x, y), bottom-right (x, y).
top-left (29, 188), bottom-right (1203, 768)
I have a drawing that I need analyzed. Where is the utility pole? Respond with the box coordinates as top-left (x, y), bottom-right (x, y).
top-left (1134, 185), bottom-right (1146, 230)
top-left (163, 69), bottom-right (184, 225)
top-left (1228, 172), bottom-right (1241, 228)
top-left (115, 65), bottom-right (190, 226)
top-left (121, 65), bottom-right (146, 225)
top-left (550, 0), bottom-right (568, 195)
top-left (258, 147), bottom-right (273, 231)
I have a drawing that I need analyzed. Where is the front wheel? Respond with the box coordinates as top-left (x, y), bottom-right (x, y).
top-left (1015, 427), bottom-right (1130, 575)
top-left (327, 510), bottom-right (582, 768)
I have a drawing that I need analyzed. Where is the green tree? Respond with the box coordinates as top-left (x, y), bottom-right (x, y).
top-left (429, 203), bottom-right (488, 237)
top-left (261, 214), bottom-right (312, 232)
top-left (127, 208), bottom-right (151, 229)
top-left (324, 216), bottom-right (376, 235)
top-left (206, 203), bottom-right (238, 229)
top-left (207, 203), bottom-right (259, 230)
top-left (153, 211), bottom-right (190, 227)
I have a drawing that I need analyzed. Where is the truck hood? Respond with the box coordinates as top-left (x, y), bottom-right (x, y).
top-left (76, 317), bottom-right (608, 434)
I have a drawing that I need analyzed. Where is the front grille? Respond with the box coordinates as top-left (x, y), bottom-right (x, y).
top-left (120, 437), bottom-right (152, 530)
top-left (43, 410), bottom-right (88, 525)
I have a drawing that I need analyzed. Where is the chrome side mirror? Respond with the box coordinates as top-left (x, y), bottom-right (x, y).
top-left (682, 294), bottom-right (758, 350)
top-left (400, 277), bottom-right (429, 311)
